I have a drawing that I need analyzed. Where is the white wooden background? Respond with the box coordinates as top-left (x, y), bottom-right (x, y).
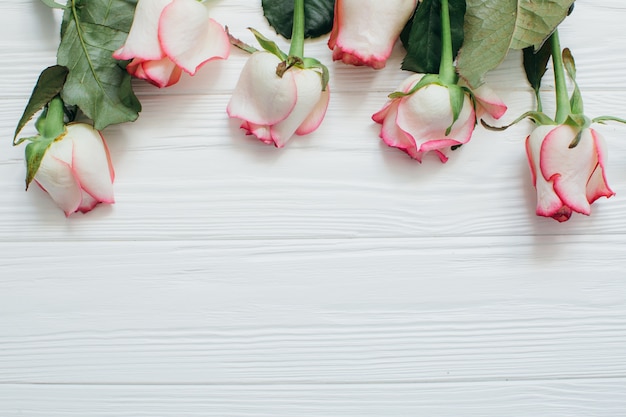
top-left (2, 0), bottom-right (626, 415)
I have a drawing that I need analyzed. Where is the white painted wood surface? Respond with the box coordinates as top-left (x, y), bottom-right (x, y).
top-left (2, 0), bottom-right (626, 415)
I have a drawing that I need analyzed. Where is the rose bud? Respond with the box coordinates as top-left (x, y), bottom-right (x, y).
top-left (227, 51), bottom-right (330, 147)
top-left (113, 0), bottom-right (230, 88)
top-left (525, 124), bottom-right (614, 222)
top-left (34, 123), bottom-right (115, 217)
top-left (328, 0), bottom-right (418, 69)
top-left (372, 73), bottom-right (506, 162)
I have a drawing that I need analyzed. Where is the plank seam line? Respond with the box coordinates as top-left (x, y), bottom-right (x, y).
top-left (3, 375), bottom-right (626, 386)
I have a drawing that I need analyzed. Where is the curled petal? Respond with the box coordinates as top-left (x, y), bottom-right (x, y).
top-left (34, 137), bottom-right (82, 217)
top-left (586, 129), bottom-right (615, 203)
top-left (113, 0), bottom-right (171, 61)
top-left (159, 0), bottom-right (229, 75)
top-left (69, 124), bottom-right (115, 205)
top-left (472, 84), bottom-right (507, 119)
top-left (141, 57), bottom-right (183, 88)
top-left (373, 99), bottom-right (421, 161)
top-left (525, 126), bottom-right (568, 219)
top-left (269, 69), bottom-right (324, 147)
top-left (227, 52), bottom-right (298, 126)
top-left (296, 86), bottom-right (330, 136)
top-left (329, 0), bottom-right (417, 69)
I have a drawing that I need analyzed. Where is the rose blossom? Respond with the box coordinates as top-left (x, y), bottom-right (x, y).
top-left (227, 51), bottom-right (330, 148)
top-left (525, 124), bottom-right (614, 222)
top-left (34, 123), bottom-right (115, 217)
top-left (328, 0), bottom-right (418, 69)
top-left (372, 74), bottom-right (506, 162)
top-left (113, 0), bottom-right (229, 88)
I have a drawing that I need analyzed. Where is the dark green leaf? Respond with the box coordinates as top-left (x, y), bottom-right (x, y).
top-left (14, 65), bottom-right (68, 144)
top-left (522, 41), bottom-right (551, 93)
top-left (40, 0), bottom-right (67, 9)
top-left (57, 0), bottom-right (141, 130)
top-left (262, 0), bottom-right (335, 39)
top-left (402, 0), bottom-right (466, 74)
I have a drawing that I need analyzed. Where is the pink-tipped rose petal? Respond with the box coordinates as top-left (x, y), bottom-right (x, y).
top-left (69, 124), bottom-right (115, 205)
top-left (268, 69), bottom-right (324, 146)
top-left (472, 83), bottom-right (508, 119)
top-left (141, 57), bottom-right (183, 88)
top-left (227, 52), bottom-right (298, 126)
top-left (113, 0), bottom-right (171, 61)
top-left (34, 140), bottom-right (82, 216)
top-left (329, 0), bottom-right (417, 69)
top-left (159, 0), bottom-right (229, 75)
top-left (586, 129), bottom-right (615, 203)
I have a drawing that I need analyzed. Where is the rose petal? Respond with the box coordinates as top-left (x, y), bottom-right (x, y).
top-left (269, 68), bottom-right (324, 146)
top-left (77, 191), bottom-right (99, 214)
top-left (526, 125), bottom-right (569, 218)
top-left (34, 138), bottom-right (82, 216)
top-left (295, 85), bottom-right (330, 135)
top-left (68, 124), bottom-right (115, 205)
top-left (586, 129), bottom-right (615, 203)
top-left (113, 0), bottom-right (171, 61)
top-left (540, 125), bottom-right (597, 215)
top-left (158, 0), bottom-right (229, 75)
top-left (329, 0), bottom-right (417, 68)
top-left (227, 52), bottom-right (298, 126)
top-left (141, 57), bottom-right (183, 88)
top-left (472, 83), bottom-right (507, 119)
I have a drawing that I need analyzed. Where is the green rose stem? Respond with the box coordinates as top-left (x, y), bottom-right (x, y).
top-left (550, 30), bottom-right (571, 124)
top-left (40, 96), bottom-right (65, 139)
top-left (288, 0), bottom-right (305, 59)
top-left (439, 0), bottom-right (457, 85)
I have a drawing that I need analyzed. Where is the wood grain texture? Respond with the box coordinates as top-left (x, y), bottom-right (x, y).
top-left (1, 0), bottom-right (626, 415)
top-left (2, 380), bottom-right (626, 417)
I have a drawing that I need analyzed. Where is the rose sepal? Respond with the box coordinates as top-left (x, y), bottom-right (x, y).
top-left (23, 97), bottom-right (68, 190)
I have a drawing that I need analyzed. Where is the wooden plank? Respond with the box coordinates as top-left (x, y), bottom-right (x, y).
top-left (2, 90), bottom-right (626, 241)
top-left (1, 237), bottom-right (625, 384)
top-left (1, 379), bottom-right (626, 416)
top-left (1, 1), bottom-right (625, 98)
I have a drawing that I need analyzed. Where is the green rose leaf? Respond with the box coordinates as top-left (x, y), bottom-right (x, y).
top-left (457, 0), bottom-right (574, 87)
top-left (57, 0), bottom-right (141, 130)
top-left (262, 0), bottom-right (335, 39)
top-left (14, 65), bottom-right (68, 145)
top-left (522, 41), bottom-right (551, 94)
top-left (401, 0), bottom-right (465, 75)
